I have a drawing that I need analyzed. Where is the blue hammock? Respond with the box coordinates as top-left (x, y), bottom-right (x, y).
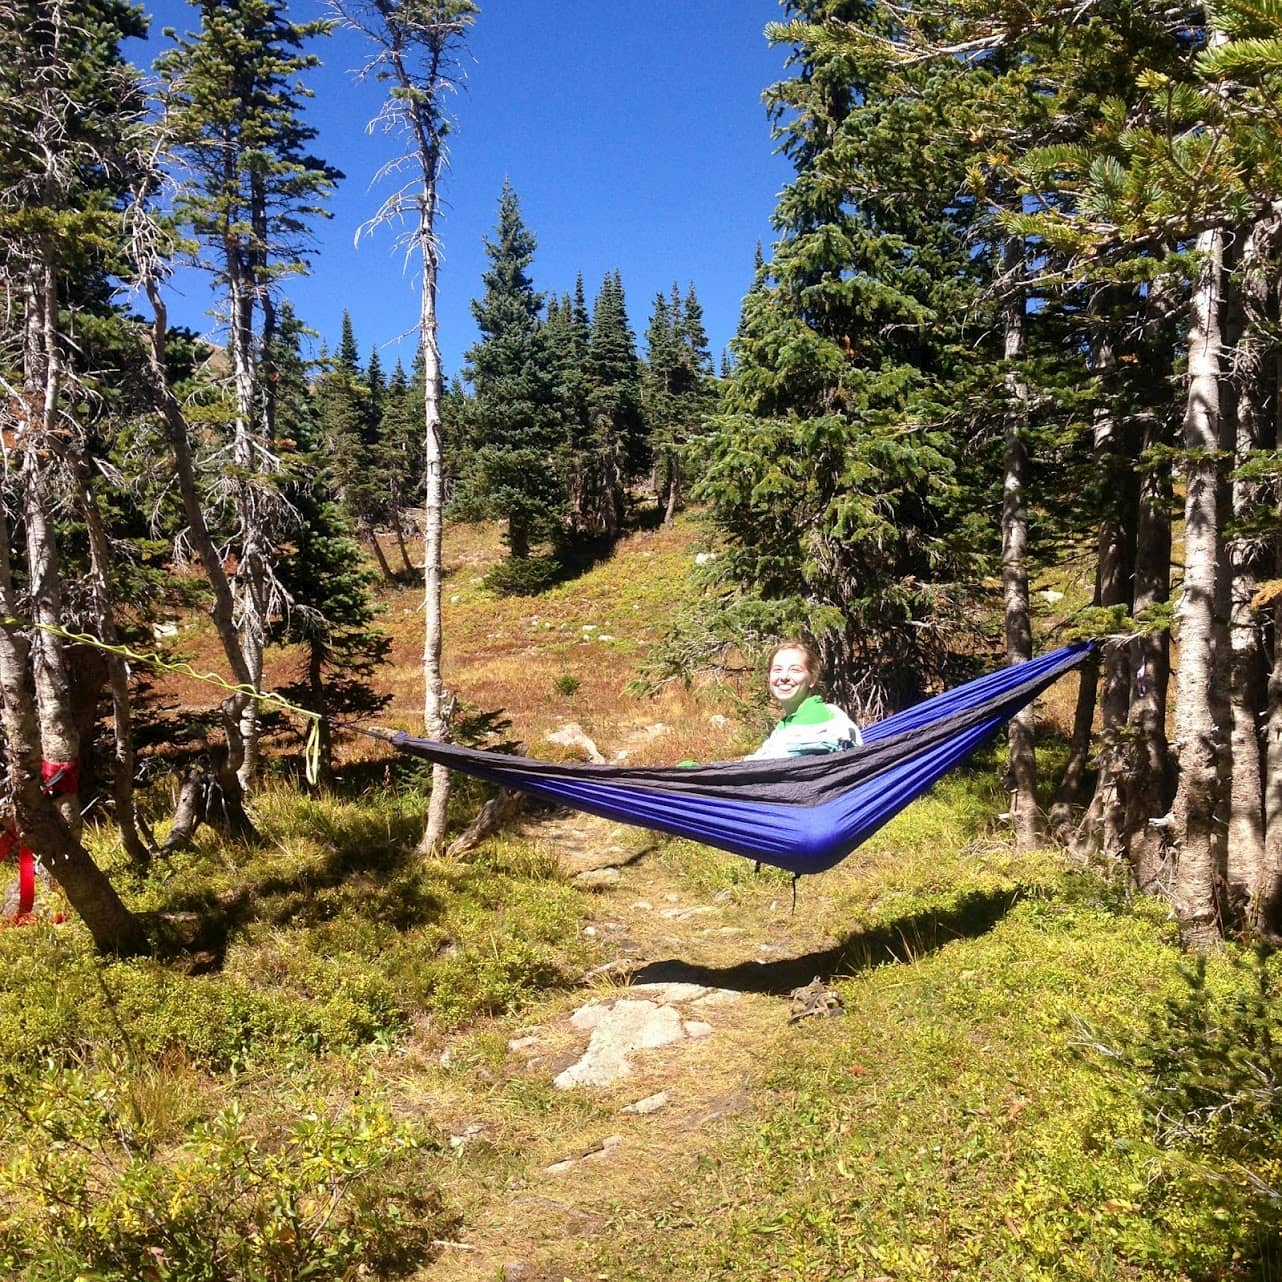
top-left (385, 643), bottom-right (1092, 876)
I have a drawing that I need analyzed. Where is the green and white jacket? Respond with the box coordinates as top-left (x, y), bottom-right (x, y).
top-left (746, 695), bottom-right (863, 759)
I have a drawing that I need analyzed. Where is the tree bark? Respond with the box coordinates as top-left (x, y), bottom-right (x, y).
top-left (1171, 228), bottom-right (1227, 948)
top-left (1000, 237), bottom-right (1039, 850)
top-left (0, 492), bottom-right (146, 955)
top-left (366, 523), bottom-right (397, 583)
top-left (1083, 320), bottom-right (1136, 856)
top-left (138, 280), bottom-right (257, 842)
top-left (1122, 410), bottom-right (1174, 893)
top-left (1049, 646), bottom-right (1098, 845)
top-left (417, 159), bottom-right (451, 855)
top-left (1224, 220), bottom-right (1272, 925)
top-left (72, 452), bottom-right (151, 863)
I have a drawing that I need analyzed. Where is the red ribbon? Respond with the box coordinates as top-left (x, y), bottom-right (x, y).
top-left (40, 760), bottom-right (79, 795)
top-left (0, 761), bottom-right (79, 926)
top-left (0, 830), bottom-right (34, 918)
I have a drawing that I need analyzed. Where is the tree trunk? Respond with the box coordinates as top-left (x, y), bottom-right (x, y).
top-left (391, 503), bottom-right (416, 575)
top-left (1258, 215), bottom-right (1282, 933)
top-left (1122, 410), bottom-right (1174, 893)
top-left (1000, 237), bottom-right (1039, 850)
top-left (417, 183), bottom-right (452, 855)
top-left (139, 279), bottom-right (257, 841)
top-left (0, 495), bottom-right (146, 955)
top-left (307, 638), bottom-right (334, 786)
top-left (1224, 221), bottom-right (1271, 925)
top-left (73, 453), bottom-right (150, 862)
top-left (663, 448), bottom-right (682, 526)
top-left (1171, 228), bottom-right (1227, 949)
top-left (1083, 324), bottom-right (1136, 856)
top-left (1263, 592), bottom-right (1282, 933)
top-left (508, 512), bottom-right (530, 560)
top-left (1048, 647), bottom-right (1098, 844)
top-left (366, 523), bottom-right (397, 583)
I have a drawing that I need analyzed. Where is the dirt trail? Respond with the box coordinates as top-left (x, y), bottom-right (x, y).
top-left (416, 804), bottom-right (855, 1282)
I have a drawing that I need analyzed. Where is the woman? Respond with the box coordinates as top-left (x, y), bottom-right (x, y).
top-left (745, 641), bottom-right (862, 759)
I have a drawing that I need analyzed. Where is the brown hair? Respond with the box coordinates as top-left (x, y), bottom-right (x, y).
top-left (768, 640), bottom-right (821, 685)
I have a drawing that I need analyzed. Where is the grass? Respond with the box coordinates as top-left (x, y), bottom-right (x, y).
top-left (6, 513), bottom-right (1278, 1280)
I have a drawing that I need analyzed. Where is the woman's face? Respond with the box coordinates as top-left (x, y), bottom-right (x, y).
top-left (768, 647), bottom-right (814, 714)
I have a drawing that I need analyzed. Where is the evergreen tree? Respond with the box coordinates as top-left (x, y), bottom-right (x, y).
top-left (694, 0), bottom-right (995, 718)
top-left (547, 276), bottom-right (595, 535)
top-left (155, 0), bottom-right (339, 786)
top-left (377, 356), bottom-right (420, 574)
top-left (643, 282), bottom-right (716, 524)
top-left (583, 270), bottom-right (644, 541)
top-left (454, 180), bottom-right (566, 559)
top-left (268, 306), bottom-right (390, 782)
top-left (315, 311), bottom-right (391, 574)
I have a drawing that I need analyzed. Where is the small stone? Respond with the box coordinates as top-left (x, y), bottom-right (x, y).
top-left (583, 925), bottom-right (598, 937)
top-left (684, 1019), bottom-right (714, 1039)
top-left (623, 1091), bottom-right (669, 1115)
top-left (663, 893), bottom-right (680, 903)
top-left (546, 722), bottom-right (605, 763)
top-left (713, 888), bottom-right (735, 904)
top-left (508, 1035), bottom-right (540, 1052)
top-left (631, 899), bottom-right (653, 911)
top-left (709, 713), bottom-right (729, 727)
top-left (573, 868), bottom-right (621, 891)
top-left (544, 1158), bottom-right (576, 1174)
top-left (448, 1123), bottom-right (484, 1151)
top-left (502, 1262), bottom-right (530, 1282)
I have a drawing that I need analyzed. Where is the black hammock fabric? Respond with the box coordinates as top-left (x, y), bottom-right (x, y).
top-left (386, 642), bottom-right (1093, 876)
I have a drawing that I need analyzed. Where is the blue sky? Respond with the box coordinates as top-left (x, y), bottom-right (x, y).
top-left (134, 1), bottom-right (795, 380)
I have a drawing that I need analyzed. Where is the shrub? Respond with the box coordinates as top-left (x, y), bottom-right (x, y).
top-left (552, 672), bottom-right (581, 697)
top-left (0, 1070), bottom-right (452, 1282)
top-left (482, 554), bottom-right (561, 597)
top-left (1127, 944), bottom-right (1282, 1275)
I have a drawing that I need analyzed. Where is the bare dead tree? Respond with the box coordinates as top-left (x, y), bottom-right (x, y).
top-left (331, 0), bottom-right (477, 855)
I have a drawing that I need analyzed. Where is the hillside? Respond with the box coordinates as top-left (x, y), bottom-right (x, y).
top-left (0, 519), bottom-right (1275, 1282)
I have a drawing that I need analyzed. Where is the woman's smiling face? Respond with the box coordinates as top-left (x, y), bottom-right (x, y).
top-left (768, 646), bottom-right (815, 714)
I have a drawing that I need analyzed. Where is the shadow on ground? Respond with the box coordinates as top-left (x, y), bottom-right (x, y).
top-left (147, 802), bottom-right (446, 972)
top-left (631, 887), bottom-right (1022, 996)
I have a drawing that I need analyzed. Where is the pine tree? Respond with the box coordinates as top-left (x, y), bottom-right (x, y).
top-left (694, 0), bottom-right (995, 718)
top-left (583, 271), bottom-right (644, 541)
top-left (155, 0), bottom-right (339, 787)
top-left (643, 282), bottom-right (716, 524)
top-left (268, 306), bottom-right (390, 781)
top-left (455, 180), bottom-right (566, 561)
top-left (0, 0), bottom-right (151, 952)
top-left (547, 277), bottom-right (595, 536)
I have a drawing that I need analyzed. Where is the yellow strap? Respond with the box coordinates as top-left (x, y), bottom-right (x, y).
top-left (2, 616), bottom-right (322, 785)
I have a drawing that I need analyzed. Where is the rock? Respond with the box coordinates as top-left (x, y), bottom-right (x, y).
top-left (573, 867), bottom-right (621, 891)
top-left (555, 1000), bottom-right (686, 1088)
top-left (628, 982), bottom-right (711, 1003)
top-left (683, 1019), bottom-right (714, 1039)
top-left (448, 1123), bottom-right (485, 1151)
top-left (624, 1091), bottom-right (669, 1115)
top-left (502, 1262), bottom-right (530, 1282)
top-left (546, 722), bottom-right (605, 764)
top-left (508, 1034), bottom-right (540, 1052)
